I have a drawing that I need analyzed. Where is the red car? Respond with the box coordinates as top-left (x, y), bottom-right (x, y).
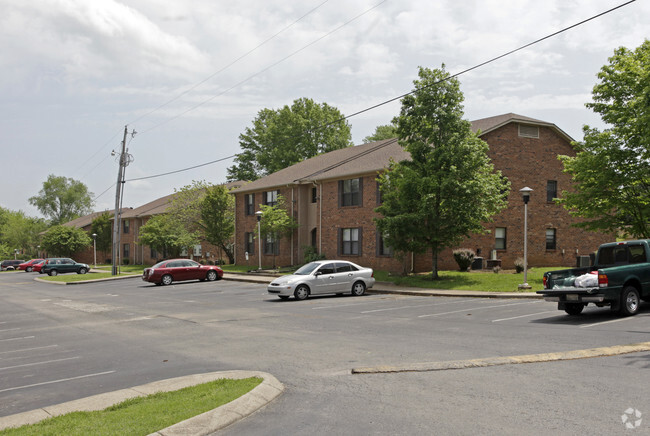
top-left (33, 260), bottom-right (46, 273)
top-left (18, 259), bottom-right (44, 272)
top-left (142, 259), bottom-right (223, 286)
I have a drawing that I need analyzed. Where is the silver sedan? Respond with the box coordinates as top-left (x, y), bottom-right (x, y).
top-left (267, 260), bottom-right (375, 300)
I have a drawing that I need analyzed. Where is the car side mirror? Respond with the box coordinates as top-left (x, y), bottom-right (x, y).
top-left (314, 271), bottom-right (322, 276)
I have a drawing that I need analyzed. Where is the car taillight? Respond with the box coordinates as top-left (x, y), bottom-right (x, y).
top-left (598, 273), bottom-right (608, 287)
top-left (543, 275), bottom-right (547, 288)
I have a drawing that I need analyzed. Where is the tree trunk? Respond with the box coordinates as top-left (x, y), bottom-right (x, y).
top-left (431, 247), bottom-right (439, 280)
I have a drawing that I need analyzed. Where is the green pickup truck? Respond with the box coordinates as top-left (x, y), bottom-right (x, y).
top-left (537, 240), bottom-right (650, 316)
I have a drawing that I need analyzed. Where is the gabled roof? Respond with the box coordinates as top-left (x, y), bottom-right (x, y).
top-left (122, 180), bottom-right (247, 219)
top-left (233, 113), bottom-right (573, 194)
top-left (62, 210), bottom-right (117, 229)
top-left (470, 113), bottom-right (574, 142)
top-left (233, 138), bottom-right (409, 193)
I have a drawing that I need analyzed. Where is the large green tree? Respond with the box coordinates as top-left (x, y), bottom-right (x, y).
top-left (41, 225), bottom-right (92, 258)
top-left (257, 195), bottom-right (298, 268)
top-left (363, 122), bottom-right (398, 143)
top-left (29, 175), bottom-right (94, 225)
top-left (375, 66), bottom-right (509, 279)
top-left (138, 214), bottom-right (199, 259)
top-left (227, 98), bottom-right (353, 181)
top-left (559, 40), bottom-right (650, 238)
top-left (201, 184), bottom-right (235, 264)
top-left (166, 181), bottom-right (236, 264)
top-left (91, 212), bottom-right (112, 256)
top-left (0, 208), bottom-right (47, 257)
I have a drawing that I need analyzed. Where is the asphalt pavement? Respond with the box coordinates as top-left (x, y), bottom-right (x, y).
top-left (1, 270), bottom-right (540, 434)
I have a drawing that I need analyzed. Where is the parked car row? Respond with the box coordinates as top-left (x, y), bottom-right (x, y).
top-left (3, 258), bottom-right (90, 276)
top-left (1, 259), bottom-right (25, 271)
top-left (7, 255), bottom-right (376, 302)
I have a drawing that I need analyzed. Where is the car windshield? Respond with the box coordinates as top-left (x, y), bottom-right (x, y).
top-left (294, 262), bottom-right (320, 275)
top-left (151, 261), bottom-right (167, 269)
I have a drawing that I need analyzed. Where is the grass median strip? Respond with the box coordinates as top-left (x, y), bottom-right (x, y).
top-left (0, 377), bottom-right (262, 436)
top-left (351, 341), bottom-right (650, 374)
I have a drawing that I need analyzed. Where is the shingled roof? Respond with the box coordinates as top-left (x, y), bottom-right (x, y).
top-left (233, 113), bottom-right (573, 193)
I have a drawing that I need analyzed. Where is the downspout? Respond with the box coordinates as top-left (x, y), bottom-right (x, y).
top-left (290, 186), bottom-right (294, 266)
top-left (319, 182), bottom-right (323, 254)
top-left (233, 192), bottom-right (237, 265)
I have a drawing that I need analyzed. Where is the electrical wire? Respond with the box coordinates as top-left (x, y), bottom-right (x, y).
top-left (119, 0), bottom-right (635, 185)
top-left (139, 0), bottom-right (387, 135)
top-left (128, 1), bottom-right (330, 126)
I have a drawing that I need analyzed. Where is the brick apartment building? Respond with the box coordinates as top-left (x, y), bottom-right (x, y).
top-left (64, 182), bottom-right (244, 266)
top-left (232, 113), bottom-right (610, 273)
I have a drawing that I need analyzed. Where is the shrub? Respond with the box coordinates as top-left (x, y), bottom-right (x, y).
top-left (493, 266), bottom-right (502, 274)
top-left (514, 258), bottom-right (525, 273)
top-left (199, 259), bottom-right (206, 265)
top-left (303, 245), bottom-right (325, 263)
top-left (452, 248), bottom-right (475, 272)
top-left (122, 258), bottom-right (130, 265)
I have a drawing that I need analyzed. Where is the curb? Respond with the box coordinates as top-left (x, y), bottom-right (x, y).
top-left (0, 371), bottom-right (283, 434)
top-left (352, 341), bottom-right (650, 374)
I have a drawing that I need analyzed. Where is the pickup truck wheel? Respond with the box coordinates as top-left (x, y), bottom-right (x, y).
top-left (620, 286), bottom-right (640, 316)
top-left (564, 303), bottom-right (584, 316)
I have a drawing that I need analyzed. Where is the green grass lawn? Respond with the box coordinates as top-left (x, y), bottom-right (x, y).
top-left (373, 267), bottom-right (560, 292)
top-left (0, 377), bottom-right (262, 436)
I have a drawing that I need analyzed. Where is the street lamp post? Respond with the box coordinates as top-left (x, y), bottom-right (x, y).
top-left (519, 187), bottom-right (533, 290)
top-left (92, 233), bottom-right (97, 268)
top-left (255, 211), bottom-right (263, 271)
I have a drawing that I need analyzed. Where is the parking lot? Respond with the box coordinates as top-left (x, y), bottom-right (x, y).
top-left (1, 271), bottom-right (649, 435)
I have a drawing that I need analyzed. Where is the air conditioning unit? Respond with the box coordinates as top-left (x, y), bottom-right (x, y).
top-left (576, 255), bottom-right (591, 267)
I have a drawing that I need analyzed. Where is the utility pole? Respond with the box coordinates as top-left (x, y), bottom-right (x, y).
top-left (111, 126), bottom-right (135, 275)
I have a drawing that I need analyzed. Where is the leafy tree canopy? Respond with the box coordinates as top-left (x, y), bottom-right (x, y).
top-left (559, 40), bottom-right (650, 238)
top-left (138, 214), bottom-right (199, 259)
top-left (375, 66), bottom-right (509, 279)
top-left (200, 184), bottom-right (235, 264)
top-left (227, 98), bottom-right (353, 181)
top-left (91, 212), bottom-right (112, 254)
top-left (29, 175), bottom-right (94, 225)
top-left (41, 225), bottom-right (92, 258)
top-left (256, 195), bottom-right (298, 268)
top-left (0, 208), bottom-right (47, 256)
top-left (363, 122), bottom-right (398, 143)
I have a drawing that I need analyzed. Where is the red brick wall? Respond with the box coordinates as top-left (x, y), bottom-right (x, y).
top-left (233, 122), bottom-right (611, 273)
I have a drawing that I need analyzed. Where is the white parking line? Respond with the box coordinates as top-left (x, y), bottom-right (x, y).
top-left (0, 371), bottom-right (116, 393)
top-left (580, 317), bottom-right (637, 328)
top-left (0, 336), bottom-right (34, 343)
top-left (418, 301), bottom-right (540, 318)
top-left (492, 311), bottom-right (558, 322)
top-left (0, 356), bottom-right (80, 371)
top-left (0, 328), bottom-right (20, 333)
top-left (361, 298), bottom-right (472, 314)
top-left (0, 345), bottom-right (59, 355)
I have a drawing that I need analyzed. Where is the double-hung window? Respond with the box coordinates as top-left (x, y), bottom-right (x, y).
top-left (264, 190), bottom-right (278, 207)
top-left (245, 194), bottom-right (255, 215)
top-left (495, 227), bottom-right (507, 250)
top-left (546, 229), bottom-right (557, 250)
top-left (340, 228), bottom-right (360, 255)
top-left (547, 181), bottom-right (558, 202)
top-left (340, 178), bottom-right (361, 207)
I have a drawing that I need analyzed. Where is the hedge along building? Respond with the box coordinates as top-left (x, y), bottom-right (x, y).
top-left (233, 113), bottom-right (611, 273)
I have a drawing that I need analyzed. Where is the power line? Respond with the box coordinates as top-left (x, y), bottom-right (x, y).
top-left (139, 0), bottom-right (387, 135)
top-left (118, 0), bottom-right (635, 185)
top-left (128, 1), bottom-right (330, 126)
top-left (125, 155), bottom-right (237, 182)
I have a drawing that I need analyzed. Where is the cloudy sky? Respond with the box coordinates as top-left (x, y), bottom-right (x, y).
top-left (1, 0), bottom-right (647, 219)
